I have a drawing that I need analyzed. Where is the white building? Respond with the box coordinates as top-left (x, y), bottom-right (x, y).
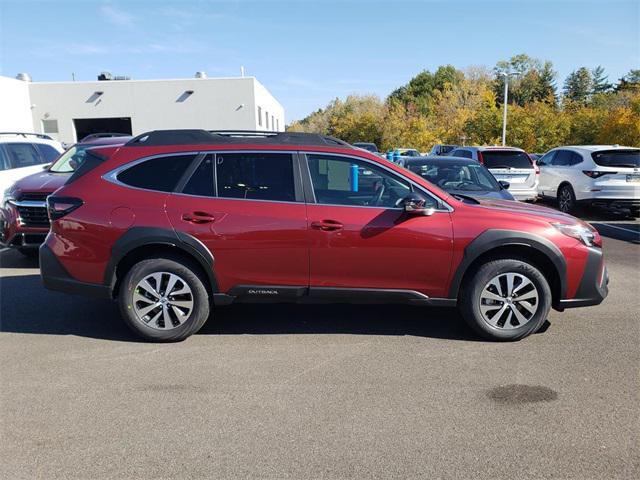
top-left (0, 73), bottom-right (285, 144)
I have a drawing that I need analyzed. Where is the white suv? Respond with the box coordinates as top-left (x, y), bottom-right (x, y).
top-left (537, 146), bottom-right (640, 216)
top-left (0, 133), bottom-right (64, 193)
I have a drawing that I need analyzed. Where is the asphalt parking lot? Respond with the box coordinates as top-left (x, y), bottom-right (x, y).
top-left (1, 208), bottom-right (638, 479)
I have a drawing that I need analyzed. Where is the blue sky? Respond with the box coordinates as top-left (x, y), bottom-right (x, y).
top-left (1, 0), bottom-right (638, 121)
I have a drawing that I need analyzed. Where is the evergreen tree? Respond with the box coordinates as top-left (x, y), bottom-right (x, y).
top-left (564, 68), bottom-right (593, 103)
top-left (591, 66), bottom-right (612, 94)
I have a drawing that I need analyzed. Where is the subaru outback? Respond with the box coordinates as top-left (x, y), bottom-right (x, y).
top-left (40, 130), bottom-right (608, 342)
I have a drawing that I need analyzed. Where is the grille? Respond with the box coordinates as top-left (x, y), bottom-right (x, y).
top-left (18, 192), bottom-right (50, 202)
top-left (17, 205), bottom-right (50, 228)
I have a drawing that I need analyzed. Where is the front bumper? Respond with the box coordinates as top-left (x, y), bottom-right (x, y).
top-left (40, 243), bottom-right (112, 299)
top-left (556, 246), bottom-right (609, 310)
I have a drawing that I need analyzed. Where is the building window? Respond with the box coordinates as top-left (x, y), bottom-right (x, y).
top-left (276, 119), bottom-right (279, 131)
top-left (257, 107), bottom-right (262, 127)
top-left (265, 111), bottom-right (269, 130)
top-left (42, 119), bottom-right (59, 134)
top-left (271, 115), bottom-right (274, 131)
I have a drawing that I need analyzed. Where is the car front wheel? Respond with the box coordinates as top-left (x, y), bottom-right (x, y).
top-left (118, 257), bottom-right (210, 342)
top-left (460, 258), bottom-right (551, 341)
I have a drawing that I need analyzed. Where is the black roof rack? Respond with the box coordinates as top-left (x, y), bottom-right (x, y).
top-left (125, 129), bottom-right (352, 148)
top-left (0, 132), bottom-right (53, 140)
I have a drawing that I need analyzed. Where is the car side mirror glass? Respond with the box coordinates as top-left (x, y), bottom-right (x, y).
top-left (499, 180), bottom-right (510, 190)
top-left (401, 194), bottom-right (435, 216)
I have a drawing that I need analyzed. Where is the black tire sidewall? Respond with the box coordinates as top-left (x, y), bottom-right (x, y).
top-left (558, 184), bottom-right (575, 213)
top-left (118, 257), bottom-right (210, 342)
top-left (461, 259), bottom-right (551, 341)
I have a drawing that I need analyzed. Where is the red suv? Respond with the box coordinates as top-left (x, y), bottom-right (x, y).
top-left (40, 130), bottom-right (608, 342)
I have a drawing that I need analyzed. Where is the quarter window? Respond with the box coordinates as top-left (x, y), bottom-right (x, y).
top-left (216, 152), bottom-right (295, 202)
top-left (117, 154), bottom-right (196, 192)
top-left (306, 154), bottom-right (416, 208)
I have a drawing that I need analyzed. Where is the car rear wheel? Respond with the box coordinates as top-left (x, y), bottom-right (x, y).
top-left (557, 184), bottom-right (576, 214)
top-left (118, 257), bottom-right (210, 342)
top-left (460, 258), bottom-right (551, 341)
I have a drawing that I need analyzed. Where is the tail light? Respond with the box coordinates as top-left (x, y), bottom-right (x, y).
top-left (528, 154), bottom-right (540, 174)
top-left (582, 171), bottom-right (616, 178)
top-left (46, 196), bottom-right (83, 220)
top-left (477, 151), bottom-right (484, 164)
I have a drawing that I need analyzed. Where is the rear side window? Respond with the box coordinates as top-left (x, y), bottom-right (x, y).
top-left (216, 152), bottom-right (295, 202)
top-left (451, 149), bottom-right (472, 159)
top-left (183, 154), bottom-right (215, 196)
top-left (482, 151), bottom-right (532, 169)
top-left (0, 147), bottom-right (10, 171)
top-left (35, 144), bottom-right (61, 163)
top-left (5, 143), bottom-right (44, 168)
top-left (591, 149), bottom-right (640, 168)
top-left (66, 151), bottom-right (106, 184)
top-left (118, 154), bottom-right (196, 192)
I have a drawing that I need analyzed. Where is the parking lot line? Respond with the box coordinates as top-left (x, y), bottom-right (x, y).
top-left (600, 224), bottom-right (640, 235)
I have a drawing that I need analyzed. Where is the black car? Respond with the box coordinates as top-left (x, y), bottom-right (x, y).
top-left (397, 156), bottom-right (515, 201)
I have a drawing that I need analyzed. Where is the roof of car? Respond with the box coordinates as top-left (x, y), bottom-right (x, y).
top-left (554, 145), bottom-right (638, 152)
top-left (0, 132), bottom-right (63, 148)
top-left (79, 136), bottom-right (133, 146)
top-left (125, 129), bottom-right (352, 148)
top-left (456, 145), bottom-right (525, 152)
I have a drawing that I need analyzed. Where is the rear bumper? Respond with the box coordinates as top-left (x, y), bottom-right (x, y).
top-left (556, 247), bottom-right (609, 310)
top-left (510, 187), bottom-right (539, 202)
top-left (40, 243), bottom-right (112, 299)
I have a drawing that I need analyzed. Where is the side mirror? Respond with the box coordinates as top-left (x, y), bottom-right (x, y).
top-left (401, 193), bottom-right (435, 216)
top-left (42, 163), bottom-right (51, 170)
top-left (499, 180), bottom-right (510, 190)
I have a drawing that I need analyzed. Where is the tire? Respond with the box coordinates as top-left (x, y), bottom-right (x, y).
top-left (118, 256), bottom-right (210, 342)
top-left (557, 184), bottom-right (576, 214)
top-left (18, 247), bottom-right (39, 258)
top-left (459, 258), bottom-right (552, 341)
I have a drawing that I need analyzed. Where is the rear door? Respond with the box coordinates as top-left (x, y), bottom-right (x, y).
top-left (165, 151), bottom-right (309, 295)
top-left (536, 150), bottom-right (556, 196)
top-left (482, 150), bottom-right (536, 193)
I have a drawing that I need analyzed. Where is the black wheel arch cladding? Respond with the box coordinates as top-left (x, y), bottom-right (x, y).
top-left (448, 229), bottom-right (567, 300)
top-left (104, 227), bottom-right (219, 295)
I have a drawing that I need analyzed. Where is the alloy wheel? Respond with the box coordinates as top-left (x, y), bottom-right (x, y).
top-left (558, 187), bottom-right (573, 212)
top-left (479, 273), bottom-right (539, 329)
top-left (132, 272), bottom-right (194, 330)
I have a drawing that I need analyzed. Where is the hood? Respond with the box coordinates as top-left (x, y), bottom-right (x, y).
top-left (11, 169), bottom-right (69, 193)
top-left (470, 196), bottom-right (583, 225)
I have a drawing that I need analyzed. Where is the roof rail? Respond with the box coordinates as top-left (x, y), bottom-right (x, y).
top-left (126, 129), bottom-right (352, 148)
top-left (0, 132), bottom-right (53, 140)
top-left (80, 132), bottom-right (130, 142)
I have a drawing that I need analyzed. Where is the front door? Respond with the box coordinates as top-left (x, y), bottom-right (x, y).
top-left (165, 152), bottom-right (309, 294)
top-left (303, 153), bottom-right (454, 298)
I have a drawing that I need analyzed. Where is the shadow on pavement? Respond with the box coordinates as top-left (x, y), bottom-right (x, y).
top-left (0, 250), bottom-right (39, 269)
top-left (591, 223), bottom-right (640, 245)
top-left (0, 274), bottom-right (480, 342)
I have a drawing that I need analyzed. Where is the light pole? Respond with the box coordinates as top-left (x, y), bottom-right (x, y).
top-left (500, 72), bottom-right (516, 146)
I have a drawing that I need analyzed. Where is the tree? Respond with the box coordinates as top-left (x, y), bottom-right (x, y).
top-left (494, 54), bottom-right (557, 106)
top-left (563, 67), bottom-right (592, 103)
top-left (591, 66), bottom-right (612, 94)
top-left (616, 69), bottom-right (640, 92)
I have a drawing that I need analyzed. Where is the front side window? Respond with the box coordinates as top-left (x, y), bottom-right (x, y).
top-left (306, 154), bottom-right (414, 208)
top-left (117, 154), bottom-right (196, 192)
top-left (537, 151), bottom-right (555, 166)
top-left (0, 147), bottom-right (10, 171)
top-left (5, 143), bottom-right (44, 168)
top-left (216, 152), bottom-right (295, 202)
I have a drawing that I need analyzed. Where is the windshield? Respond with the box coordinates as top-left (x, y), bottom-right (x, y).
top-left (49, 145), bottom-right (89, 173)
top-left (354, 143), bottom-right (378, 153)
top-left (591, 149), bottom-right (640, 168)
top-left (408, 162), bottom-right (500, 192)
top-left (482, 150), bottom-right (532, 169)
top-left (400, 149), bottom-right (420, 157)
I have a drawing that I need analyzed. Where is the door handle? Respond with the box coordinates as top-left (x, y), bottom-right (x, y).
top-left (182, 211), bottom-right (216, 224)
top-left (311, 219), bottom-right (343, 231)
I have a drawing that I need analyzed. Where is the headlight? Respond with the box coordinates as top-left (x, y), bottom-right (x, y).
top-left (1, 188), bottom-right (15, 208)
top-left (551, 222), bottom-right (600, 247)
